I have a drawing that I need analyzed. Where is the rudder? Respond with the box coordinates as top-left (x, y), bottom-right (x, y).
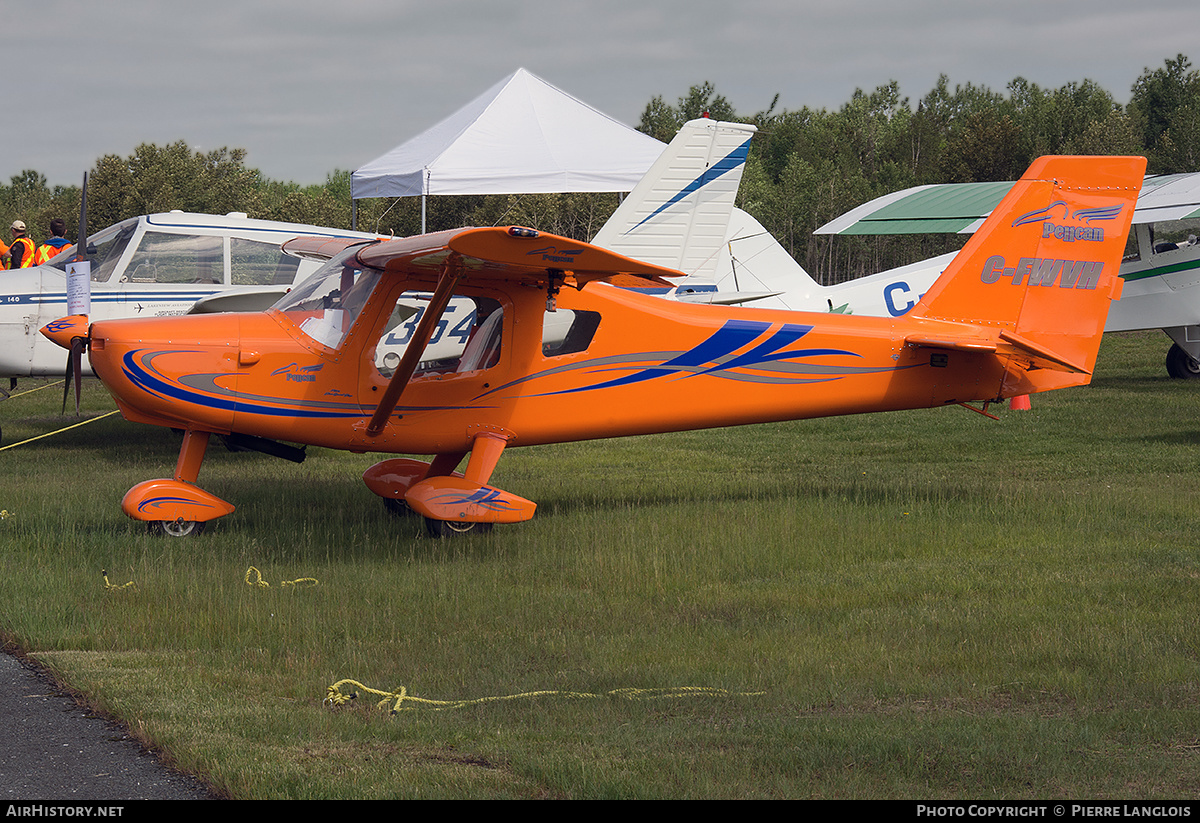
top-left (911, 155), bottom-right (1145, 385)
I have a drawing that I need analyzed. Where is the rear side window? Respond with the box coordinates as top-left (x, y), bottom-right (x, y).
top-left (542, 309), bottom-right (600, 357)
top-left (232, 238), bottom-right (300, 286)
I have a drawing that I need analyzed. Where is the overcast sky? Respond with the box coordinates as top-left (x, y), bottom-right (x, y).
top-left (6, 0), bottom-right (1199, 188)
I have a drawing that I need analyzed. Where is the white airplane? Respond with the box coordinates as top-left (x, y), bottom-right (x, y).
top-left (796, 172), bottom-right (1200, 378)
top-left (0, 211), bottom-right (380, 383)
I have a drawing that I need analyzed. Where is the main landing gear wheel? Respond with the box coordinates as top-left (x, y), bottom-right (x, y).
top-left (147, 518), bottom-right (206, 537)
top-left (1166, 343), bottom-right (1200, 379)
top-left (423, 517), bottom-right (493, 538)
top-left (381, 497), bottom-right (410, 517)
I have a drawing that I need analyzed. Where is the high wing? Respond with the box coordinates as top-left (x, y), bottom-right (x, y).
top-left (283, 229), bottom-right (682, 288)
top-left (286, 119), bottom-right (764, 308)
top-left (815, 172), bottom-right (1200, 235)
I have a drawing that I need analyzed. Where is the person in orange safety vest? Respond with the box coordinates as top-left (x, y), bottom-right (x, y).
top-left (35, 217), bottom-right (72, 265)
top-left (7, 221), bottom-right (35, 268)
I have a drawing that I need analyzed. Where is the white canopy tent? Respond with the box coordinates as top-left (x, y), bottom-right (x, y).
top-left (350, 68), bottom-right (666, 231)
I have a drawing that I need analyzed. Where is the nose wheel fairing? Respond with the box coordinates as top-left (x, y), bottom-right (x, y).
top-left (121, 478), bottom-right (235, 526)
top-left (120, 430), bottom-right (235, 534)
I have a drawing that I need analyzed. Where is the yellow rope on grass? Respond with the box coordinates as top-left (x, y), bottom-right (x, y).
top-left (102, 569), bottom-right (135, 591)
top-left (5, 380), bottom-right (65, 399)
top-left (99, 567), bottom-right (318, 592)
top-left (245, 567), bottom-right (319, 588)
top-left (0, 410), bottom-right (121, 452)
top-left (325, 679), bottom-right (764, 714)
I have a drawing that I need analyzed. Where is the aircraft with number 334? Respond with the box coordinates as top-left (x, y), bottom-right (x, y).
top-left (42, 154), bottom-right (1145, 537)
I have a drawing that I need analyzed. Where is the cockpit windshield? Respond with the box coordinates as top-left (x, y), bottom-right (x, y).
top-left (48, 217), bottom-right (138, 283)
top-left (271, 246), bottom-right (381, 350)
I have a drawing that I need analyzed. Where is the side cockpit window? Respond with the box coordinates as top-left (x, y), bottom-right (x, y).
top-left (370, 299), bottom-right (600, 378)
top-left (232, 238), bottom-right (301, 285)
top-left (123, 231), bottom-right (224, 284)
top-left (48, 218), bottom-right (138, 283)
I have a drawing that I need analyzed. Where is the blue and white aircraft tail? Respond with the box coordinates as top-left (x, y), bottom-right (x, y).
top-left (590, 118), bottom-right (775, 304)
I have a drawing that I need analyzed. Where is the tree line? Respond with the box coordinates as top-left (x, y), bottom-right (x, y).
top-left (3, 55), bottom-right (1198, 284)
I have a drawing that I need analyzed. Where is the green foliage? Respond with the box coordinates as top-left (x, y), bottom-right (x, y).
top-left (1129, 54), bottom-right (1200, 171)
top-left (87, 141), bottom-right (262, 232)
top-left (0, 170), bottom-right (82, 249)
top-left (638, 81), bottom-right (739, 142)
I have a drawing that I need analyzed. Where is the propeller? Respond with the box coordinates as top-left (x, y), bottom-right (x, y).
top-left (62, 172), bottom-right (90, 415)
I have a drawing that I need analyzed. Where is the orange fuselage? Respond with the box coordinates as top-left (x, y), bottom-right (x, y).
top-left (86, 279), bottom-right (1017, 458)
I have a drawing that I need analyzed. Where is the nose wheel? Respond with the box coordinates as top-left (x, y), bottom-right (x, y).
top-left (148, 518), bottom-right (207, 538)
top-left (424, 517), bottom-right (493, 538)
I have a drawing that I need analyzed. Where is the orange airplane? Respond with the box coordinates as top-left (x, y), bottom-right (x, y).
top-left (43, 155), bottom-right (1145, 537)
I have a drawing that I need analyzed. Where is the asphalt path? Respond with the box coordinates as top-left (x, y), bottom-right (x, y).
top-left (0, 651), bottom-right (218, 800)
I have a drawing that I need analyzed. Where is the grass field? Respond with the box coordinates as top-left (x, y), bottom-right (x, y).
top-left (1, 330), bottom-right (1198, 799)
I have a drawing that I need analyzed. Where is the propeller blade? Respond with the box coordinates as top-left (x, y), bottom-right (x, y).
top-left (62, 173), bottom-right (90, 415)
top-left (61, 344), bottom-right (72, 414)
top-left (71, 339), bottom-right (82, 415)
top-left (61, 337), bottom-right (84, 415)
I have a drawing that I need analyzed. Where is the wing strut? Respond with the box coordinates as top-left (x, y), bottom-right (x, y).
top-left (366, 253), bottom-right (464, 437)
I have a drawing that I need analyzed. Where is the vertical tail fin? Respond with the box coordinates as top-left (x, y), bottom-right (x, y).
top-left (910, 155), bottom-right (1145, 384)
top-left (591, 118), bottom-right (755, 285)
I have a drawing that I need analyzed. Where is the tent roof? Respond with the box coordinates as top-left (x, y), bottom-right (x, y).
top-left (350, 68), bottom-right (666, 200)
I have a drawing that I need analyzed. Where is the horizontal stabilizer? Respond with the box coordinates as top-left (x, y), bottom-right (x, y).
top-left (905, 329), bottom-right (1090, 374)
top-left (904, 334), bottom-right (997, 355)
top-left (674, 289), bottom-right (783, 305)
top-left (997, 329), bottom-right (1090, 374)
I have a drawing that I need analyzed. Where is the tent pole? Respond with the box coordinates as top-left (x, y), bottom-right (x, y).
top-left (421, 194), bottom-right (427, 234)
